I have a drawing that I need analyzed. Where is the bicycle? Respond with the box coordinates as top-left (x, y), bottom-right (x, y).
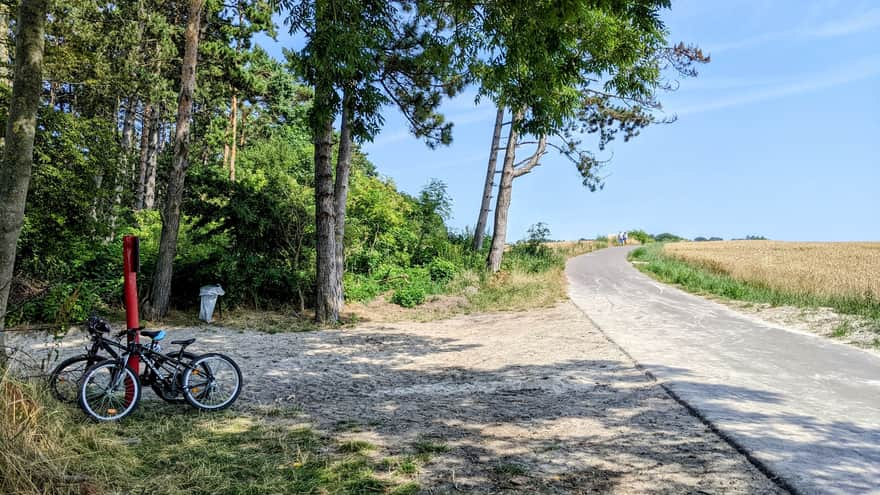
top-left (77, 328), bottom-right (242, 421)
top-left (48, 316), bottom-right (197, 404)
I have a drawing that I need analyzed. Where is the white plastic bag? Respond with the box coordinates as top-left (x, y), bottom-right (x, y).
top-left (199, 284), bottom-right (225, 322)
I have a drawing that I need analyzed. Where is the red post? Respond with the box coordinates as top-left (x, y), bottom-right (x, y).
top-left (122, 236), bottom-right (140, 374)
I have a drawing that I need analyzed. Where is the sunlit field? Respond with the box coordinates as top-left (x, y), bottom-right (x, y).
top-left (663, 241), bottom-right (880, 301)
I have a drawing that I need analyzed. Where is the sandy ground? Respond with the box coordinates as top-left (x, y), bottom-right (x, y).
top-left (9, 303), bottom-right (782, 494)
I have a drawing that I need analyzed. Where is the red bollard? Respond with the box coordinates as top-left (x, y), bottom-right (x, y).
top-left (122, 236), bottom-right (140, 376)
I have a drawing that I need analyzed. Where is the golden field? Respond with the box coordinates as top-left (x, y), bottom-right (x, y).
top-left (663, 241), bottom-right (880, 301)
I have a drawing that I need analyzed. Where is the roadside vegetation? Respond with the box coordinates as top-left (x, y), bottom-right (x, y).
top-left (629, 242), bottom-right (880, 331)
top-left (162, 231), bottom-right (607, 330)
top-left (0, 373), bottom-right (431, 495)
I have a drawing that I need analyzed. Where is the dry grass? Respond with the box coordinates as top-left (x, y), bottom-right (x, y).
top-left (348, 240), bottom-right (606, 323)
top-left (0, 372), bottom-right (430, 495)
top-left (0, 372), bottom-right (107, 495)
top-left (663, 241), bottom-right (880, 301)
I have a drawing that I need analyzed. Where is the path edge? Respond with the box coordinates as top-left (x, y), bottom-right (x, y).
top-left (565, 256), bottom-right (800, 495)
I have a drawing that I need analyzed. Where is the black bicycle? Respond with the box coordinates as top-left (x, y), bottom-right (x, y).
top-left (48, 316), bottom-right (197, 404)
top-left (78, 329), bottom-right (242, 421)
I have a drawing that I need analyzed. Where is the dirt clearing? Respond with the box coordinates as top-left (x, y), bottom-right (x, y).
top-left (12, 303), bottom-right (782, 494)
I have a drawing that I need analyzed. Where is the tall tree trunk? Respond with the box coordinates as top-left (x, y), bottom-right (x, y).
top-left (486, 110), bottom-right (522, 272)
top-left (239, 104), bottom-right (249, 147)
top-left (473, 106), bottom-right (504, 251)
top-left (109, 98), bottom-right (138, 238)
top-left (145, 0), bottom-right (203, 320)
top-left (332, 91), bottom-right (353, 309)
top-left (313, 108), bottom-right (337, 323)
top-left (229, 93), bottom-right (237, 182)
top-left (135, 103), bottom-right (154, 210)
top-left (0, 0), bottom-right (47, 362)
top-left (143, 110), bottom-right (159, 209)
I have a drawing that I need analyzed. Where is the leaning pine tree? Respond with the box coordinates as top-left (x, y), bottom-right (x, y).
top-left (469, 1), bottom-right (709, 271)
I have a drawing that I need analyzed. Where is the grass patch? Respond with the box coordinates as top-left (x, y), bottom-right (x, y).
top-left (412, 438), bottom-right (450, 459)
top-left (0, 375), bottom-right (418, 495)
top-left (452, 240), bottom-right (607, 314)
top-left (339, 439), bottom-right (377, 453)
top-left (493, 461), bottom-right (529, 477)
top-left (162, 306), bottom-right (319, 334)
top-left (629, 244), bottom-right (880, 330)
top-left (831, 320), bottom-right (852, 338)
top-left (380, 456), bottom-right (420, 475)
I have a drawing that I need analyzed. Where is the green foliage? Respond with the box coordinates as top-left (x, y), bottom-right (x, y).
top-left (343, 273), bottom-right (382, 303)
top-left (653, 232), bottom-right (686, 242)
top-left (628, 230), bottom-right (653, 244)
top-left (428, 259), bottom-right (457, 283)
top-left (391, 285), bottom-right (428, 308)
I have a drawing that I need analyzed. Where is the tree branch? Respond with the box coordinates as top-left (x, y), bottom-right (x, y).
top-left (512, 135), bottom-right (547, 178)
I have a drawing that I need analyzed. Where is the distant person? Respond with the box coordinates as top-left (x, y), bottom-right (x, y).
top-left (617, 232), bottom-right (623, 246)
top-left (623, 231), bottom-right (628, 245)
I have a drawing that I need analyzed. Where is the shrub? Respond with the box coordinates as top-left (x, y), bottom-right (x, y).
top-left (503, 245), bottom-right (562, 273)
top-left (428, 259), bottom-right (457, 282)
top-left (628, 230), bottom-right (653, 244)
top-left (654, 232), bottom-right (685, 242)
top-left (391, 285), bottom-right (427, 308)
top-left (344, 274), bottom-right (382, 302)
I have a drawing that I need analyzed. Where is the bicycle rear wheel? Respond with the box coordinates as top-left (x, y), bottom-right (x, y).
top-left (78, 360), bottom-right (141, 421)
top-left (149, 351), bottom-right (198, 404)
top-left (49, 354), bottom-right (102, 403)
top-left (182, 353), bottom-right (242, 411)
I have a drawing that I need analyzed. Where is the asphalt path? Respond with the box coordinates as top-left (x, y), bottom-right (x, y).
top-left (566, 246), bottom-right (880, 494)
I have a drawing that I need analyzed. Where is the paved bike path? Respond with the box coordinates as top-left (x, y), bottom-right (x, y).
top-left (566, 247), bottom-right (880, 494)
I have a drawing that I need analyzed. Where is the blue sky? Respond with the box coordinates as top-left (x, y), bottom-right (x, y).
top-left (259, 1), bottom-right (880, 242)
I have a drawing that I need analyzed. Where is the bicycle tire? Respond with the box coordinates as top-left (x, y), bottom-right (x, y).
top-left (182, 353), bottom-right (242, 411)
top-left (149, 351), bottom-right (198, 404)
top-left (48, 354), bottom-right (104, 403)
top-left (78, 359), bottom-right (141, 421)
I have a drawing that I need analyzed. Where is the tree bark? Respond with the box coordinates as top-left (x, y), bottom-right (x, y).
top-left (512, 135), bottom-right (547, 177)
top-left (313, 105), bottom-right (338, 323)
top-left (473, 106), bottom-right (504, 251)
top-left (109, 98), bottom-right (138, 238)
top-left (145, 0), bottom-right (203, 320)
top-left (229, 93), bottom-right (237, 182)
top-left (135, 103), bottom-right (154, 210)
top-left (0, 3), bottom-right (10, 87)
top-left (332, 91), bottom-right (353, 310)
top-left (486, 110), bottom-right (522, 272)
top-left (0, 0), bottom-right (47, 361)
top-left (143, 108), bottom-right (160, 209)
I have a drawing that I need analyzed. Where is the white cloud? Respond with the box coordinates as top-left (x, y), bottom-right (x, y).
top-left (673, 56), bottom-right (880, 116)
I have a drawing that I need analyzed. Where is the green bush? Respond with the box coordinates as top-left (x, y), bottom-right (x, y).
top-left (428, 259), bottom-right (457, 282)
top-left (503, 244), bottom-right (563, 273)
top-left (628, 230), bottom-right (653, 244)
top-left (344, 274), bottom-right (382, 302)
top-left (8, 280), bottom-right (112, 327)
top-left (391, 285), bottom-right (427, 308)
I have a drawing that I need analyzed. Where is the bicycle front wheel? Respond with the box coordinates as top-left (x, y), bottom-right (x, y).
top-left (78, 360), bottom-right (141, 421)
top-left (182, 353), bottom-right (242, 411)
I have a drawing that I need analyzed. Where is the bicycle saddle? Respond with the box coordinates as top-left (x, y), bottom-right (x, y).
top-left (171, 338), bottom-right (195, 346)
top-left (141, 330), bottom-right (166, 341)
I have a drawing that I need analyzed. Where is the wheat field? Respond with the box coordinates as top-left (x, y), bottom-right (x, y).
top-left (663, 241), bottom-right (880, 301)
